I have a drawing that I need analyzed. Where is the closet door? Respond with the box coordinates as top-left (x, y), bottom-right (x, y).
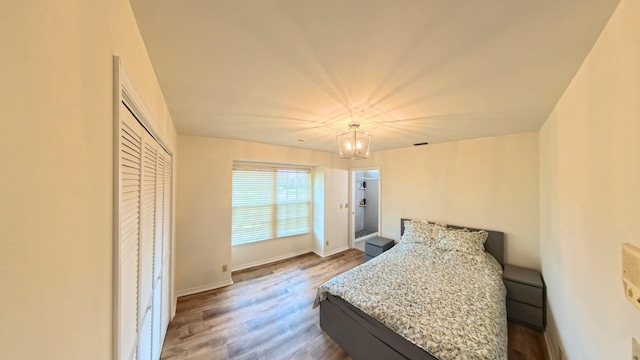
top-left (151, 151), bottom-right (165, 359)
top-left (117, 103), bottom-right (142, 360)
top-left (115, 58), bottom-right (173, 360)
top-left (161, 154), bottom-right (172, 332)
top-left (138, 130), bottom-right (157, 360)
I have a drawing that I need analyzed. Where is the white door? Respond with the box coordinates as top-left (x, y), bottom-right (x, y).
top-left (115, 58), bottom-right (173, 360)
top-left (350, 168), bottom-right (381, 248)
top-left (117, 103), bottom-right (142, 360)
top-left (138, 130), bottom-right (157, 360)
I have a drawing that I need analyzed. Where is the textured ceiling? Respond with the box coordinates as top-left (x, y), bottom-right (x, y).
top-left (130, 0), bottom-right (619, 153)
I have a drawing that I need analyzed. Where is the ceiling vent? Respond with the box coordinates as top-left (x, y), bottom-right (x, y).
top-left (413, 142), bottom-right (429, 146)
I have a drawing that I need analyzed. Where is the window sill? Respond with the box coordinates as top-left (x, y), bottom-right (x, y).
top-left (232, 232), bottom-right (311, 247)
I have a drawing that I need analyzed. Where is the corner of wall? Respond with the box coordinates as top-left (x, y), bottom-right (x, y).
top-left (313, 167), bottom-right (326, 255)
top-left (536, 0), bottom-right (640, 358)
top-left (543, 307), bottom-right (562, 360)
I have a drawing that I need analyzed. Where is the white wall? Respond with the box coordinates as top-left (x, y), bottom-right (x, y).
top-left (232, 234), bottom-right (312, 271)
top-left (323, 168), bottom-right (350, 255)
top-left (0, 1), bottom-right (178, 359)
top-left (176, 135), bottom-right (349, 295)
top-left (359, 132), bottom-right (540, 269)
top-left (313, 168), bottom-right (326, 254)
top-left (539, 0), bottom-right (640, 358)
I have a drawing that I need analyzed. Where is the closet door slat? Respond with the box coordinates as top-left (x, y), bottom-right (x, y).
top-left (138, 131), bottom-right (157, 360)
top-left (150, 150), bottom-right (165, 357)
top-left (151, 278), bottom-right (163, 360)
top-left (162, 154), bottom-right (172, 333)
top-left (154, 153), bottom-right (165, 282)
top-left (118, 105), bottom-right (142, 360)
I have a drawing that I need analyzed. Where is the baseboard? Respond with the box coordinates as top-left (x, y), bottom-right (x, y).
top-left (312, 245), bottom-right (350, 258)
top-left (176, 278), bottom-right (234, 298)
top-left (323, 245), bottom-right (350, 257)
top-left (544, 330), bottom-right (557, 360)
top-left (231, 248), bottom-right (313, 272)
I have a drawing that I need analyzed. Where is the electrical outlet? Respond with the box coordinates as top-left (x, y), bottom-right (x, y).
top-left (345, 203), bottom-right (348, 208)
top-left (340, 204), bottom-right (343, 209)
top-left (222, 264), bottom-right (227, 272)
top-left (325, 241), bottom-right (329, 246)
top-left (633, 337), bottom-right (639, 360)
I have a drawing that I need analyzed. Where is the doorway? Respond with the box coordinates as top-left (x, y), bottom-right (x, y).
top-left (351, 168), bottom-right (380, 251)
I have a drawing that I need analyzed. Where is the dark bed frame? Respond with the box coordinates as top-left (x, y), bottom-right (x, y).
top-left (319, 218), bottom-right (505, 360)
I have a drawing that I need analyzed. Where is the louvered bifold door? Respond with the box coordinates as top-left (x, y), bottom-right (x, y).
top-left (161, 152), bottom-right (172, 333)
top-left (138, 131), bottom-right (157, 360)
top-left (151, 150), bottom-right (165, 360)
top-left (118, 104), bottom-right (143, 360)
top-left (116, 61), bottom-right (173, 360)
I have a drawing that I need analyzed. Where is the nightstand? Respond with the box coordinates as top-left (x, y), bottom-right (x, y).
top-left (503, 264), bottom-right (546, 331)
top-left (364, 237), bottom-right (394, 261)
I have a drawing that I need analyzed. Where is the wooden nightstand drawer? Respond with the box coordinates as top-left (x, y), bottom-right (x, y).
top-left (505, 280), bottom-right (543, 308)
top-left (507, 299), bottom-right (544, 330)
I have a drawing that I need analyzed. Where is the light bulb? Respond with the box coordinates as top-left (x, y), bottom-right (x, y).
top-left (356, 140), bottom-right (362, 149)
top-left (346, 141), bottom-right (352, 151)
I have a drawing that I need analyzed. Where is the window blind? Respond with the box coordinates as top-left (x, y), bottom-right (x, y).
top-left (232, 165), bottom-right (311, 245)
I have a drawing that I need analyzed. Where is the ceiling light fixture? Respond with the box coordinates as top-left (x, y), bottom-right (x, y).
top-left (336, 122), bottom-right (372, 160)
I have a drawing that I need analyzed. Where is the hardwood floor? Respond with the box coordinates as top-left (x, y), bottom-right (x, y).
top-left (161, 249), bottom-right (549, 360)
top-left (507, 322), bottom-right (550, 360)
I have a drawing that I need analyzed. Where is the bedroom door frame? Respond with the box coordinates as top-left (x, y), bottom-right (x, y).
top-left (349, 167), bottom-right (381, 249)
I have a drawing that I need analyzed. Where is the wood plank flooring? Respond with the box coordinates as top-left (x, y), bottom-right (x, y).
top-left (161, 249), bottom-right (549, 360)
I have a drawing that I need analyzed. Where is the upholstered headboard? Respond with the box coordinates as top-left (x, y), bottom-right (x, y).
top-left (400, 218), bottom-right (505, 267)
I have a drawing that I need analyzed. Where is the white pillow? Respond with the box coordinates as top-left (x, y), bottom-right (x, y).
top-left (436, 228), bottom-right (488, 254)
top-left (401, 220), bottom-right (445, 246)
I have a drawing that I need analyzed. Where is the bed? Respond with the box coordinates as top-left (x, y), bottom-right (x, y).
top-left (314, 219), bottom-right (507, 360)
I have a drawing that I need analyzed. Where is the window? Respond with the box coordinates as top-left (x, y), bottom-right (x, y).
top-left (232, 164), bottom-right (311, 245)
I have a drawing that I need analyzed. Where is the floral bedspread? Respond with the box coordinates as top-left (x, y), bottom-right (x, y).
top-left (314, 242), bottom-right (507, 360)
